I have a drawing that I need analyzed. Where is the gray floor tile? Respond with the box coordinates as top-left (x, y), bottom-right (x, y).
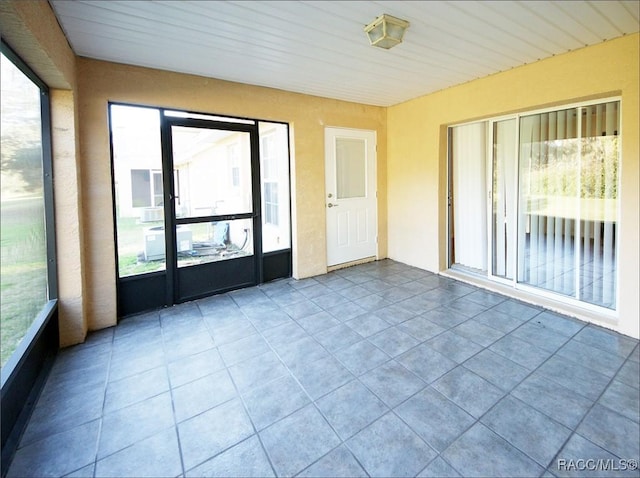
top-left (281, 300), bottom-right (323, 320)
top-left (452, 319), bottom-right (505, 347)
top-left (616, 359), bottom-right (640, 389)
top-left (20, 384), bottom-right (104, 447)
top-left (260, 404), bottom-right (340, 477)
top-left (270, 289), bottom-right (307, 308)
top-left (397, 295), bottom-right (441, 317)
top-left (104, 365), bottom-right (169, 413)
top-left (296, 311), bottom-right (341, 335)
top-left (206, 317), bottom-right (256, 345)
top-left (432, 367), bottom-right (504, 418)
top-left (246, 309), bottom-right (292, 332)
top-left (14, 260), bottom-right (639, 478)
top-left (368, 327), bottom-right (421, 357)
top-left (316, 380), bottom-right (388, 440)
top-left (556, 338), bottom-right (627, 377)
top-left (510, 321), bottom-right (571, 353)
top-left (167, 347), bottom-right (226, 388)
top-left (474, 309), bottom-right (524, 334)
top-left (377, 285), bottom-right (416, 303)
top-left (298, 283), bottom-right (332, 299)
top-left (353, 293), bottom-right (393, 312)
top-left (442, 422), bottom-right (544, 477)
top-left (98, 392), bottom-right (175, 459)
top-left (242, 375), bottom-right (310, 431)
top-left (573, 326), bottom-right (638, 358)
top-left (185, 436), bottom-right (274, 478)
top-left (421, 307), bottom-right (471, 329)
top-left (172, 370), bottom-right (237, 423)
top-left (481, 395), bottom-right (572, 467)
top-left (64, 463), bottom-right (95, 477)
top-left (163, 331), bottom-right (215, 363)
top-left (398, 315), bottom-right (446, 341)
top-left (492, 300), bottom-right (541, 321)
top-left (577, 404), bottom-right (640, 459)
top-left (228, 350), bottom-right (288, 392)
top-left (599, 380), bottom-right (640, 422)
top-left (360, 360), bottom-right (425, 407)
top-left (345, 313), bottom-right (391, 337)
top-left (275, 335), bottom-right (330, 373)
top-left (529, 311), bottom-right (585, 337)
top-left (325, 301), bottom-right (368, 321)
top-left (293, 355), bottom-right (354, 399)
top-left (463, 349), bottom-right (529, 392)
top-left (297, 445), bottom-right (366, 478)
top-left (8, 420), bottom-right (100, 478)
top-left (335, 284), bottom-right (373, 301)
top-left (261, 321), bottom-right (308, 349)
top-left (418, 458), bottom-right (461, 477)
top-left (490, 334), bottom-right (552, 370)
top-left (427, 330), bottom-right (483, 364)
top-left (395, 387), bottom-right (475, 452)
top-left (396, 343), bottom-right (457, 384)
top-left (109, 347), bottom-right (165, 382)
top-left (311, 292), bottom-right (351, 310)
top-left (465, 290), bottom-right (507, 308)
top-left (218, 333), bottom-right (270, 366)
top-left (512, 373), bottom-right (593, 429)
top-left (374, 303), bottom-right (419, 325)
top-left (333, 340), bottom-right (391, 376)
top-left (313, 324), bottom-right (363, 353)
top-left (536, 355), bottom-right (610, 401)
top-left (347, 412), bottom-right (436, 477)
top-left (552, 433), bottom-right (640, 477)
top-left (549, 434), bottom-right (638, 478)
top-left (178, 399), bottom-right (254, 471)
top-left (444, 297), bottom-right (490, 318)
top-left (95, 427), bottom-right (182, 478)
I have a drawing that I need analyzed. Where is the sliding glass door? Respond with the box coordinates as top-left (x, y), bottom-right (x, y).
top-left (518, 102), bottom-right (619, 309)
top-left (449, 122), bottom-right (488, 274)
top-left (448, 98), bottom-right (620, 312)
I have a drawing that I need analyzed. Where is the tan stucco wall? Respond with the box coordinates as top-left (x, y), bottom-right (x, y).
top-left (76, 58), bottom-right (388, 332)
top-left (387, 33), bottom-right (640, 338)
top-left (1, 0), bottom-right (88, 347)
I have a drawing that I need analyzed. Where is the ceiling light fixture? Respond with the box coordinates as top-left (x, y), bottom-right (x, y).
top-left (364, 14), bottom-right (410, 49)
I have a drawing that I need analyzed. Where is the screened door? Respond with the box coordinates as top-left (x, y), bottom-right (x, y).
top-left (168, 120), bottom-right (259, 302)
top-left (111, 105), bottom-right (291, 316)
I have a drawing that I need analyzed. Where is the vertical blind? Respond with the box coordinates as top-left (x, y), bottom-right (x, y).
top-left (451, 122), bottom-right (487, 272)
top-left (517, 101), bottom-right (619, 309)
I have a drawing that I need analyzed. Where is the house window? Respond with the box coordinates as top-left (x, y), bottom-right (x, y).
top-left (0, 46), bottom-right (56, 367)
top-left (449, 99), bottom-right (620, 311)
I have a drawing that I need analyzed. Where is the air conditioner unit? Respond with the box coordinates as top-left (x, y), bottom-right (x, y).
top-left (143, 226), bottom-right (192, 261)
top-left (140, 207), bottom-right (163, 222)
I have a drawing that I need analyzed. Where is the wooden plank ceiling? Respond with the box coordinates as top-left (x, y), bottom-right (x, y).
top-left (51, 0), bottom-right (639, 106)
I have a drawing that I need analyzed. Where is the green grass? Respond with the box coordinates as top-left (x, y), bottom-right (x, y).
top-left (1, 198), bottom-right (47, 367)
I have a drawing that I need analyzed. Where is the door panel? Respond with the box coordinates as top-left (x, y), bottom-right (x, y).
top-left (325, 128), bottom-right (377, 267)
top-left (168, 120), bottom-right (259, 303)
top-left (490, 118), bottom-right (517, 281)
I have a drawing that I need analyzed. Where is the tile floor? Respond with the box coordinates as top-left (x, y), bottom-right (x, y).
top-left (7, 260), bottom-right (640, 478)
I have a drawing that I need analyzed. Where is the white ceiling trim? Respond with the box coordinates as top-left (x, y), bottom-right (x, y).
top-left (51, 0), bottom-right (639, 107)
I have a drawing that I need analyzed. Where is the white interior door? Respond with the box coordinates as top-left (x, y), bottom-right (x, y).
top-left (325, 127), bottom-right (377, 267)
